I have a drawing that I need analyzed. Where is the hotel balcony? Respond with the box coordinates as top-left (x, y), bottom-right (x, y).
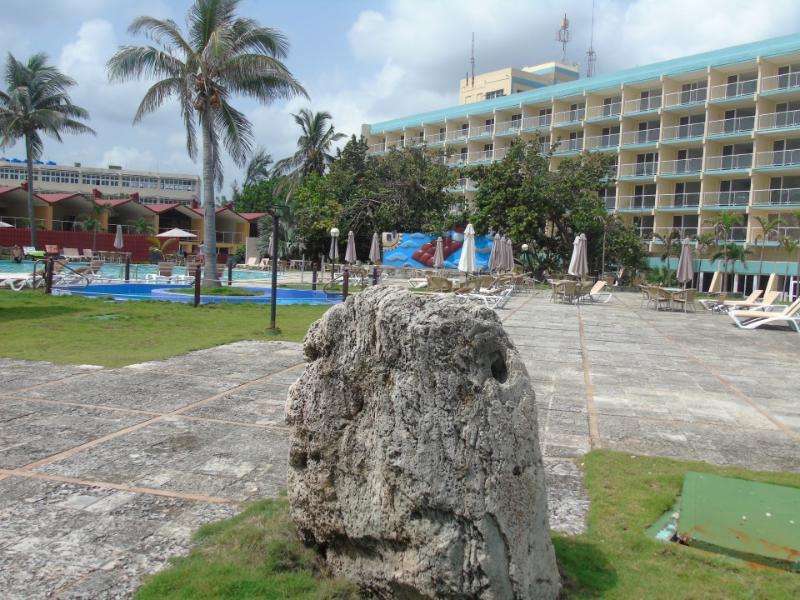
top-left (445, 129), bottom-right (469, 143)
top-left (634, 226), bottom-right (655, 241)
top-left (702, 190), bottom-right (750, 209)
top-left (521, 114), bottom-right (552, 131)
top-left (620, 127), bottom-right (660, 148)
top-left (447, 177), bottom-right (478, 193)
top-left (757, 109), bottom-right (800, 133)
top-left (584, 133), bottom-right (620, 151)
top-left (707, 79), bottom-right (757, 103)
top-left (468, 123), bottom-right (494, 140)
top-left (704, 153), bottom-right (753, 172)
top-left (751, 187), bottom-right (800, 207)
top-left (445, 149), bottom-right (500, 167)
top-left (700, 225), bottom-right (748, 242)
top-left (495, 119), bottom-right (522, 137)
top-left (661, 122), bottom-right (705, 144)
top-left (424, 132), bottom-right (446, 146)
top-left (705, 115), bottom-right (755, 139)
top-left (406, 136), bottom-right (425, 148)
top-left (616, 194), bottom-right (655, 211)
top-left (662, 88), bottom-right (707, 111)
top-left (367, 142), bottom-right (386, 156)
top-left (753, 149), bottom-right (800, 172)
top-left (602, 194), bottom-right (617, 210)
top-left (622, 95), bottom-right (661, 116)
top-left (748, 225), bottom-right (800, 245)
top-left (585, 102), bottom-right (621, 123)
top-left (658, 192), bottom-right (700, 210)
top-left (618, 161), bottom-right (657, 180)
top-left (553, 138), bottom-right (583, 155)
top-left (552, 108), bottom-right (585, 128)
top-left (651, 225), bottom-right (699, 240)
top-left (659, 157), bottom-right (703, 177)
top-left (759, 72), bottom-right (800, 96)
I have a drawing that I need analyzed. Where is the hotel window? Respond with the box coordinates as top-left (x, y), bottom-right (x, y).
top-left (775, 101), bottom-right (800, 127)
top-left (674, 182), bottom-right (700, 207)
top-left (567, 131), bottom-right (584, 151)
top-left (538, 135), bottom-right (551, 153)
top-left (0, 166), bottom-right (26, 180)
top-left (81, 173), bottom-right (103, 186)
top-left (634, 184), bottom-right (656, 207)
top-left (568, 102), bottom-right (585, 121)
top-left (719, 179), bottom-right (750, 205)
top-left (721, 143), bottom-right (752, 169)
top-left (538, 108), bottom-right (552, 126)
top-left (635, 152), bottom-right (658, 176)
top-left (769, 176), bottom-right (800, 204)
top-left (485, 89), bottom-right (504, 99)
top-left (777, 64), bottom-right (800, 89)
top-left (672, 214), bottom-right (698, 237)
top-left (637, 120), bottom-right (660, 143)
top-left (633, 215), bottom-right (654, 238)
top-left (510, 113), bottom-right (522, 129)
top-left (723, 107), bottom-right (755, 132)
top-left (680, 81), bottom-right (707, 104)
top-left (601, 126), bottom-right (620, 146)
top-left (771, 139), bottom-right (800, 166)
top-left (599, 187), bottom-right (616, 210)
top-left (726, 72), bottom-right (757, 97)
top-left (639, 89), bottom-right (662, 111)
top-left (438, 127), bottom-right (445, 141)
top-left (603, 96), bottom-right (621, 116)
top-left (678, 114), bottom-right (705, 138)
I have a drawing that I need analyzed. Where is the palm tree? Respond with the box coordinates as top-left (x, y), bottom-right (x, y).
top-left (711, 243), bottom-right (752, 292)
top-left (131, 216), bottom-right (154, 235)
top-left (780, 235), bottom-right (800, 298)
top-left (244, 146), bottom-right (273, 187)
top-left (276, 109), bottom-right (345, 177)
top-left (705, 211), bottom-right (744, 291)
top-left (107, 0), bottom-right (307, 286)
top-left (692, 231), bottom-right (716, 283)
top-left (0, 53), bottom-right (95, 247)
top-left (653, 228), bottom-right (681, 278)
top-left (596, 212), bottom-right (620, 276)
top-left (753, 215), bottom-right (784, 283)
top-left (77, 199), bottom-right (106, 251)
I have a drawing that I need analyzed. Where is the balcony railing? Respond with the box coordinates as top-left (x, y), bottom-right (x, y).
top-left (469, 123), bottom-right (494, 138)
top-left (554, 138), bottom-right (584, 153)
top-left (661, 122), bottom-right (705, 141)
top-left (623, 95), bottom-right (662, 113)
top-left (634, 226), bottom-right (654, 240)
top-left (602, 195), bottom-right (617, 210)
top-left (448, 178), bottom-right (478, 193)
top-left (700, 226), bottom-right (748, 242)
top-left (446, 129), bottom-right (469, 142)
top-left (704, 153), bottom-right (753, 171)
top-left (758, 109), bottom-right (800, 130)
top-left (651, 226), bottom-right (699, 239)
top-left (386, 140), bottom-right (404, 150)
top-left (446, 149), bottom-right (500, 166)
top-left (751, 187), bottom-right (800, 205)
top-left (0, 216), bottom-right (46, 228)
top-left (703, 191), bottom-right (750, 207)
top-left (620, 128), bottom-right (660, 145)
top-left (754, 149), bottom-right (800, 168)
top-left (522, 114), bottom-right (552, 129)
top-left (760, 72), bottom-right (800, 93)
top-left (616, 194), bottom-right (656, 210)
top-left (495, 119), bottom-right (522, 135)
top-left (662, 88), bottom-right (707, 108)
top-left (659, 192), bottom-right (700, 208)
top-left (215, 230), bottom-right (244, 245)
top-left (708, 79), bottom-right (757, 101)
top-left (406, 136), bottom-right (425, 148)
top-left (424, 132), bottom-right (446, 145)
top-left (585, 102), bottom-right (621, 120)
top-left (706, 115), bottom-right (755, 136)
top-left (584, 133), bottom-right (620, 149)
top-left (553, 107), bottom-right (585, 125)
top-left (368, 143), bottom-right (385, 154)
top-left (618, 162), bottom-right (658, 177)
top-left (659, 157), bottom-right (703, 175)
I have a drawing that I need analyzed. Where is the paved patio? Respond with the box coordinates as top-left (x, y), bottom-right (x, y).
top-left (0, 291), bottom-right (798, 598)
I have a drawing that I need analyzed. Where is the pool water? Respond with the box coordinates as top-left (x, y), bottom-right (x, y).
top-left (54, 283), bottom-right (340, 305)
top-left (0, 259), bottom-right (277, 282)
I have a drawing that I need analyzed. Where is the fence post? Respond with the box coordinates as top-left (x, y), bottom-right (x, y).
top-left (342, 267), bottom-right (349, 301)
top-left (193, 265), bottom-right (201, 307)
top-left (44, 258), bottom-right (54, 295)
top-left (227, 257), bottom-right (234, 286)
top-left (311, 266), bottom-right (318, 291)
top-left (124, 256), bottom-right (131, 282)
top-left (372, 266), bottom-right (379, 286)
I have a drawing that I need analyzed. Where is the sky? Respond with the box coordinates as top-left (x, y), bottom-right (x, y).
top-left (2, 0), bottom-right (799, 200)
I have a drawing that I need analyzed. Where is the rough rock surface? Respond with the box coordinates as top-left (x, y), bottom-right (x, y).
top-left (286, 287), bottom-right (560, 599)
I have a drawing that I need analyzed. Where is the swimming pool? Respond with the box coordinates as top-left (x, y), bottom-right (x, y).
top-left (53, 283), bottom-right (341, 305)
top-left (0, 259), bottom-right (278, 282)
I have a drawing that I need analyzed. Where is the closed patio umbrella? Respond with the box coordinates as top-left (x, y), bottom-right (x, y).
top-left (488, 235), bottom-right (503, 272)
top-left (506, 238), bottom-right (515, 271)
top-left (344, 230), bottom-right (357, 264)
top-left (676, 238), bottom-right (695, 287)
top-left (113, 224), bottom-right (124, 249)
top-left (433, 236), bottom-right (445, 270)
top-left (458, 224), bottom-right (476, 274)
top-left (369, 232), bottom-right (381, 264)
top-left (568, 233), bottom-right (588, 277)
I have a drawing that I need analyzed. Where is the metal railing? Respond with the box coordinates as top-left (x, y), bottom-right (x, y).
top-left (623, 95), bottom-right (662, 113)
top-left (495, 119), bottom-right (522, 135)
top-left (602, 195), bottom-right (617, 210)
top-left (554, 138), bottom-right (584, 153)
top-left (700, 226), bottom-right (748, 242)
top-left (446, 128), bottom-right (469, 142)
top-left (386, 140), bottom-right (404, 150)
top-left (751, 187), bottom-right (800, 205)
top-left (659, 192), bottom-right (700, 208)
top-left (706, 115), bottom-right (755, 136)
top-left (406, 136), bottom-right (425, 148)
top-left (651, 226), bottom-right (699, 239)
top-left (758, 109), bottom-right (800, 130)
top-left (469, 123), bottom-right (494, 138)
top-left (659, 157), bottom-right (703, 174)
top-left (754, 149), bottom-right (800, 168)
top-left (585, 102), bottom-right (621, 119)
top-left (661, 122), bottom-right (705, 140)
top-left (662, 87), bottom-right (707, 108)
top-left (367, 142), bottom-right (385, 154)
top-left (708, 79), bottom-right (757, 100)
top-left (449, 178), bottom-right (479, 192)
top-left (215, 231), bottom-right (244, 244)
top-left (425, 132), bottom-right (446, 144)
top-left (0, 215), bottom-right (45, 228)
top-left (618, 162), bottom-right (658, 177)
top-left (620, 128), bottom-right (660, 145)
top-left (616, 194), bottom-right (656, 210)
top-left (634, 226), bottom-right (655, 240)
top-left (584, 133), bottom-right (620, 149)
top-left (703, 190), bottom-right (750, 206)
top-left (760, 72), bottom-right (800, 93)
top-left (521, 114), bottom-right (552, 129)
top-left (552, 107), bottom-right (585, 125)
top-left (704, 153), bottom-right (753, 171)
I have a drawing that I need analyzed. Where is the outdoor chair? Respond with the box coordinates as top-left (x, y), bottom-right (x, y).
top-left (721, 290), bottom-right (779, 311)
top-left (639, 285), bottom-right (657, 309)
top-left (23, 246), bottom-right (45, 259)
top-left (426, 274), bottom-right (453, 293)
top-left (467, 287), bottom-right (513, 310)
top-left (580, 280), bottom-right (613, 303)
top-left (670, 288), bottom-right (697, 313)
top-left (699, 292), bottom-right (728, 312)
top-left (728, 298), bottom-right (800, 332)
top-left (62, 248), bottom-right (81, 262)
top-left (81, 249), bottom-right (93, 260)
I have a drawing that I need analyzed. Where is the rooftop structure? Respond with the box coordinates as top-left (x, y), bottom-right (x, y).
top-left (459, 62), bottom-right (579, 104)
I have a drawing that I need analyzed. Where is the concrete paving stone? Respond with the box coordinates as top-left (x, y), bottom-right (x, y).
top-left (543, 458), bottom-right (590, 536)
top-left (182, 386), bottom-right (289, 426)
top-left (0, 359), bottom-right (95, 393)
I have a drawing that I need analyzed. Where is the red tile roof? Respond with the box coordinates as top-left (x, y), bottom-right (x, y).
top-left (38, 192), bottom-right (88, 204)
top-left (238, 212), bottom-right (267, 221)
top-left (145, 203), bottom-right (181, 213)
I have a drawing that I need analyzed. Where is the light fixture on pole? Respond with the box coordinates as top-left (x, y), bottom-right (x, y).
top-left (329, 227), bottom-right (340, 281)
top-left (520, 243), bottom-right (534, 277)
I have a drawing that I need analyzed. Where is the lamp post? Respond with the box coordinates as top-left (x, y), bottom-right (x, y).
top-left (267, 209), bottom-right (280, 332)
top-left (329, 227), bottom-right (340, 282)
top-left (520, 243), bottom-right (534, 277)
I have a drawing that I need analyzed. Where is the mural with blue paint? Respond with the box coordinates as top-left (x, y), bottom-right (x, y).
top-left (381, 227), bottom-right (494, 270)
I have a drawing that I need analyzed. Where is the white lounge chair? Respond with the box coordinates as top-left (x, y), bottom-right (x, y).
top-left (62, 247), bottom-right (82, 262)
top-left (467, 287), bottom-right (513, 310)
top-left (728, 298), bottom-right (800, 332)
top-left (580, 280), bottom-right (613, 303)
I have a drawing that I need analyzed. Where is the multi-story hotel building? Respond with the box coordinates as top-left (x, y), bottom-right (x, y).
top-left (362, 34), bottom-right (800, 290)
top-left (0, 159), bottom-right (199, 206)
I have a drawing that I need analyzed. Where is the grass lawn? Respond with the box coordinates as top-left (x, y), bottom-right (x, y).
top-left (136, 450), bottom-right (800, 599)
top-left (0, 290), bottom-right (329, 367)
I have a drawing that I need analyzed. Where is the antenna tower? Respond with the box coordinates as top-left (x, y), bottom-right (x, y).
top-left (470, 32), bottom-right (475, 86)
top-left (586, 0), bottom-right (597, 77)
top-left (556, 13), bottom-right (570, 63)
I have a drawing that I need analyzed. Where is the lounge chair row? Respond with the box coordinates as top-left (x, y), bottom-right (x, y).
top-left (729, 298), bottom-right (800, 332)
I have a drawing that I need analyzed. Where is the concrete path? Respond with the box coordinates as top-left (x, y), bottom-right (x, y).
top-left (1, 291), bottom-right (799, 598)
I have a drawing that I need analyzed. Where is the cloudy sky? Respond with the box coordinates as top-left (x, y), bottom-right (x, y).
top-left (2, 0), bottom-right (799, 199)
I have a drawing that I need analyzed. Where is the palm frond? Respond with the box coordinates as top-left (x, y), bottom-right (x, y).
top-left (106, 46), bottom-right (186, 82)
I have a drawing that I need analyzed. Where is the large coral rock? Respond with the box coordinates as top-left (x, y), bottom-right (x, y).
top-left (286, 287), bottom-right (560, 599)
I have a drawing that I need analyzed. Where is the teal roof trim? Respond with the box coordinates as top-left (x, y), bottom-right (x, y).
top-left (524, 65), bottom-right (580, 78)
top-left (369, 33), bottom-right (800, 135)
top-left (511, 76), bottom-right (546, 89)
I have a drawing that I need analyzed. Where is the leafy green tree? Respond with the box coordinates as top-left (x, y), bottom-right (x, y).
top-left (276, 109), bottom-right (345, 177)
top-left (705, 211), bottom-right (744, 291)
top-left (753, 215), bottom-right (785, 280)
top-left (780, 235), bottom-right (800, 296)
top-left (653, 229), bottom-right (681, 278)
top-left (107, 0), bottom-right (306, 285)
top-left (293, 173), bottom-right (342, 259)
top-left (0, 53), bottom-right (95, 247)
top-left (130, 216), bottom-right (154, 235)
top-left (77, 200), bottom-right (106, 251)
top-left (711, 243), bottom-right (752, 291)
top-left (234, 177), bottom-right (288, 213)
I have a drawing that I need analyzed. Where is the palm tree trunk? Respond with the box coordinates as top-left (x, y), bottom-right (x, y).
top-left (25, 135), bottom-right (37, 247)
top-left (201, 114), bottom-right (218, 287)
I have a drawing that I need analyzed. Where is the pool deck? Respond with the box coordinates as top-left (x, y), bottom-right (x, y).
top-left (1, 291), bottom-right (799, 597)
